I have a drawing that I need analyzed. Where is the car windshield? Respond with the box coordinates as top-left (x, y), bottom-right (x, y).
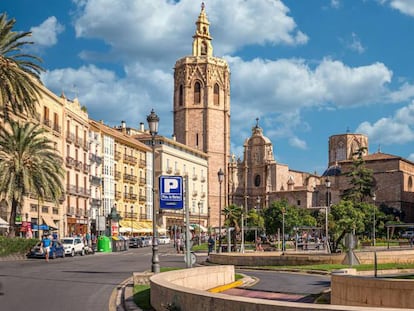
top-left (62, 239), bottom-right (74, 244)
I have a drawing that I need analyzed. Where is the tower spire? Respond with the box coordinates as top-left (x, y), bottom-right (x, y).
top-left (192, 2), bottom-right (213, 57)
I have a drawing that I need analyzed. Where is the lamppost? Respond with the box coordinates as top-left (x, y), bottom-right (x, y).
top-left (256, 196), bottom-right (261, 242)
top-left (325, 178), bottom-right (331, 252)
top-left (372, 193), bottom-right (376, 246)
top-left (147, 109), bottom-right (160, 274)
top-left (217, 168), bottom-right (224, 253)
top-left (282, 207), bottom-right (286, 252)
top-left (198, 201), bottom-right (201, 245)
top-left (130, 205), bottom-right (133, 237)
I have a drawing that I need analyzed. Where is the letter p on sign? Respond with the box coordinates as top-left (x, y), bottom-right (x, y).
top-left (164, 178), bottom-right (179, 193)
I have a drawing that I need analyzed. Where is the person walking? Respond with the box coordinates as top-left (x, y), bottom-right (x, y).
top-left (41, 234), bottom-right (52, 262)
top-left (208, 235), bottom-right (215, 255)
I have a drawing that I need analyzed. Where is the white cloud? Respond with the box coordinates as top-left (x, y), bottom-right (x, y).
top-left (30, 16), bottom-right (64, 48)
top-left (331, 0), bottom-right (341, 9)
top-left (388, 0), bottom-right (414, 16)
top-left (356, 101), bottom-right (414, 145)
top-left (72, 0), bottom-right (307, 67)
top-left (289, 136), bottom-right (307, 149)
top-left (348, 32), bottom-right (365, 54)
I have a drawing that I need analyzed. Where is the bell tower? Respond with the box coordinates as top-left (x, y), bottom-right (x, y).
top-left (173, 3), bottom-right (231, 227)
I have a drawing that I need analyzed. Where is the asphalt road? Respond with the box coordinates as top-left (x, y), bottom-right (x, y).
top-left (0, 246), bottom-right (331, 310)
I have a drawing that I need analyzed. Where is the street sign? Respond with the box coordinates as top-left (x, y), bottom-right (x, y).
top-left (159, 176), bottom-right (183, 209)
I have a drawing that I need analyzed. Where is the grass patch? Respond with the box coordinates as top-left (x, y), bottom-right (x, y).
top-left (0, 237), bottom-right (38, 256)
top-left (133, 285), bottom-right (153, 311)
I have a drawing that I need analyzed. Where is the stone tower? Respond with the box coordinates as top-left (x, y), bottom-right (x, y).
top-left (328, 133), bottom-right (368, 166)
top-left (173, 3), bottom-right (230, 227)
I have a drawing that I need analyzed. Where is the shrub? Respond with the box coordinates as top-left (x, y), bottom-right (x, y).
top-left (0, 237), bottom-right (38, 256)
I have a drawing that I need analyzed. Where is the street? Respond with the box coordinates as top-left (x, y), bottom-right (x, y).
top-left (0, 245), bottom-right (331, 310)
top-left (0, 244), bottom-right (182, 311)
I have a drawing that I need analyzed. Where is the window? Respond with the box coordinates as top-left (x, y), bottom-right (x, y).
top-left (194, 81), bottom-right (201, 104)
top-left (179, 85), bottom-right (184, 106)
top-left (409, 176), bottom-right (413, 190)
top-left (214, 83), bottom-right (219, 105)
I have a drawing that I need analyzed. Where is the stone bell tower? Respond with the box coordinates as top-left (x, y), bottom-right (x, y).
top-left (173, 3), bottom-right (231, 227)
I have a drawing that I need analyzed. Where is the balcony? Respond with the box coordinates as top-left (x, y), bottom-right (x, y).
top-left (74, 136), bottom-right (83, 147)
top-left (123, 173), bottom-right (137, 184)
top-left (139, 159), bottom-right (146, 168)
top-left (139, 195), bottom-right (146, 203)
top-left (201, 176), bottom-right (206, 183)
top-left (77, 187), bottom-right (90, 197)
top-left (53, 123), bottom-right (61, 134)
top-left (67, 206), bottom-right (75, 215)
top-left (192, 174), bottom-right (198, 181)
top-left (66, 184), bottom-right (77, 195)
top-left (166, 167), bottom-right (173, 174)
top-left (201, 192), bottom-right (206, 198)
top-left (124, 154), bottom-right (137, 165)
top-left (66, 156), bottom-right (75, 168)
top-left (82, 139), bottom-right (89, 151)
top-left (66, 132), bottom-right (75, 143)
top-left (114, 151), bottom-right (121, 161)
top-left (192, 190), bottom-right (198, 197)
top-left (89, 153), bottom-right (102, 165)
top-left (75, 160), bottom-right (83, 171)
top-left (90, 198), bottom-right (102, 207)
top-left (115, 191), bottom-right (122, 200)
top-left (43, 118), bottom-right (52, 128)
top-left (89, 175), bottom-right (102, 186)
top-left (174, 169), bottom-right (181, 176)
top-left (83, 163), bottom-right (90, 173)
top-left (114, 170), bottom-right (121, 180)
top-left (139, 177), bottom-right (146, 186)
top-left (124, 193), bottom-right (138, 202)
top-left (139, 213), bottom-right (149, 220)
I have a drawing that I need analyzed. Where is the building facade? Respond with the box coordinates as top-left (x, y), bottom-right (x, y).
top-left (173, 4), bottom-right (230, 228)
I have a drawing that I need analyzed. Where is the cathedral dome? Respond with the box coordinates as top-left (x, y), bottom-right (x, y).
top-left (322, 164), bottom-right (341, 177)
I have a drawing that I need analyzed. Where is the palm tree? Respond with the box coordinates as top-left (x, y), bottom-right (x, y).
top-left (0, 13), bottom-right (44, 118)
top-left (223, 204), bottom-right (242, 251)
top-left (0, 120), bottom-right (64, 236)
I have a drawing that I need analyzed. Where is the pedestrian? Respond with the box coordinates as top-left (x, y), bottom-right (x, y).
top-left (256, 236), bottom-right (263, 251)
top-left (41, 234), bottom-right (52, 262)
top-left (208, 235), bottom-right (215, 255)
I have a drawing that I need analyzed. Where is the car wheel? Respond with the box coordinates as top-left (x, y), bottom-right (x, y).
top-left (71, 249), bottom-right (75, 257)
top-left (81, 248), bottom-right (85, 256)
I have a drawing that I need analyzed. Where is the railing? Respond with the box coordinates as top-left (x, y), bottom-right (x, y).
top-left (89, 175), bottom-right (102, 186)
top-left (124, 193), bottom-right (138, 201)
top-left (192, 174), bottom-right (198, 181)
top-left (43, 118), bottom-right (52, 128)
top-left (75, 160), bottom-right (83, 171)
top-left (89, 154), bottom-right (102, 164)
top-left (114, 151), bottom-right (121, 160)
top-left (192, 191), bottom-right (198, 197)
top-left (166, 167), bottom-right (173, 174)
top-left (201, 176), bottom-right (206, 183)
top-left (139, 177), bottom-right (146, 185)
top-left (90, 198), bottom-right (102, 206)
top-left (124, 154), bottom-right (137, 164)
top-left (114, 171), bottom-right (121, 180)
top-left (175, 169), bottom-right (181, 175)
top-left (66, 132), bottom-right (75, 143)
top-left (139, 159), bottom-right (146, 168)
top-left (66, 156), bottom-right (75, 167)
top-left (115, 191), bottom-right (122, 200)
top-left (83, 163), bottom-right (90, 173)
top-left (123, 173), bottom-right (137, 183)
top-left (53, 124), bottom-right (61, 134)
top-left (139, 195), bottom-right (146, 202)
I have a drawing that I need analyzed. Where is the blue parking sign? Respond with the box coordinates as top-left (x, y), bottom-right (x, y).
top-left (159, 176), bottom-right (183, 209)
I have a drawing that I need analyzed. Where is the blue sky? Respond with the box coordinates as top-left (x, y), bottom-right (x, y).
top-left (3, 0), bottom-right (414, 174)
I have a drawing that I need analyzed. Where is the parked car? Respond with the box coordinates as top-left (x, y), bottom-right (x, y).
top-left (129, 237), bottom-right (143, 248)
top-left (27, 240), bottom-right (65, 259)
top-left (140, 236), bottom-right (152, 247)
top-left (61, 237), bottom-right (85, 256)
top-left (401, 230), bottom-right (414, 238)
top-left (158, 236), bottom-right (171, 244)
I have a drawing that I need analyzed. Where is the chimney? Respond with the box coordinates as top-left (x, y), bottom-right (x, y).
top-left (140, 122), bottom-right (145, 132)
top-left (121, 120), bottom-right (126, 134)
top-left (172, 134), bottom-right (176, 141)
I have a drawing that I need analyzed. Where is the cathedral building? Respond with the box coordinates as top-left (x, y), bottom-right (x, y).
top-left (173, 4), bottom-right (230, 227)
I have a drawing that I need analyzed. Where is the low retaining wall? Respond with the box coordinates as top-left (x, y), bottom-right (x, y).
top-left (149, 265), bottom-right (403, 311)
top-left (332, 272), bottom-right (414, 309)
top-left (209, 249), bottom-right (414, 266)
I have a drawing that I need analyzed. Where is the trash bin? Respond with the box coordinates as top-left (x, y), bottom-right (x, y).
top-left (112, 236), bottom-right (120, 252)
top-left (97, 236), bottom-right (111, 252)
top-left (118, 236), bottom-right (128, 251)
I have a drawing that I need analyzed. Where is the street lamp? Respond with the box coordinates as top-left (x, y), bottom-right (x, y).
top-left (147, 109), bottom-right (160, 274)
top-left (198, 201), bottom-right (201, 245)
top-left (130, 206), bottom-right (133, 237)
top-left (325, 178), bottom-right (331, 252)
top-left (217, 168), bottom-right (224, 253)
top-left (372, 193), bottom-right (377, 246)
top-left (256, 196), bottom-right (261, 242)
top-left (282, 208), bottom-right (286, 252)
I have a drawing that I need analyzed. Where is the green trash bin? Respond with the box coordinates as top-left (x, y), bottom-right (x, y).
top-left (97, 236), bottom-right (112, 252)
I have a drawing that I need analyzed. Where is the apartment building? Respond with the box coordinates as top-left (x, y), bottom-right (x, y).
top-left (89, 120), bottom-right (150, 236)
top-left (63, 95), bottom-right (90, 236)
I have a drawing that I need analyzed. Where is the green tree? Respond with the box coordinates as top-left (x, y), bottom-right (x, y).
top-left (263, 199), bottom-right (316, 237)
top-left (0, 13), bottom-right (44, 117)
top-left (222, 204), bottom-right (242, 250)
top-left (330, 200), bottom-right (366, 251)
top-left (0, 120), bottom-right (64, 236)
top-left (342, 147), bottom-right (375, 203)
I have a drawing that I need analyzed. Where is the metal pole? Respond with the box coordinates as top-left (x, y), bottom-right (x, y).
top-left (198, 202), bottom-right (201, 246)
top-left (218, 180), bottom-right (222, 253)
top-left (185, 197), bottom-right (191, 268)
top-left (282, 210), bottom-right (285, 252)
top-left (373, 195), bottom-right (376, 247)
top-left (325, 207), bottom-right (329, 253)
top-left (241, 212), bottom-right (244, 253)
top-left (131, 206), bottom-right (133, 237)
top-left (151, 134), bottom-right (160, 273)
top-left (38, 197), bottom-right (41, 240)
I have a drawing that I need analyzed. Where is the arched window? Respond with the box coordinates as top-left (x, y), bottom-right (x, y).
top-left (194, 81), bottom-right (201, 104)
top-left (179, 85), bottom-right (184, 106)
top-left (201, 41), bottom-right (207, 55)
top-left (214, 83), bottom-right (219, 105)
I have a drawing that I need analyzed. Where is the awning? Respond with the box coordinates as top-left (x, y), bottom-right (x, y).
top-left (119, 220), bottom-right (167, 234)
top-left (42, 214), bottom-right (57, 229)
top-left (0, 217), bottom-right (9, 228)
top-left (191, 224), bottom-right (208, 232)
